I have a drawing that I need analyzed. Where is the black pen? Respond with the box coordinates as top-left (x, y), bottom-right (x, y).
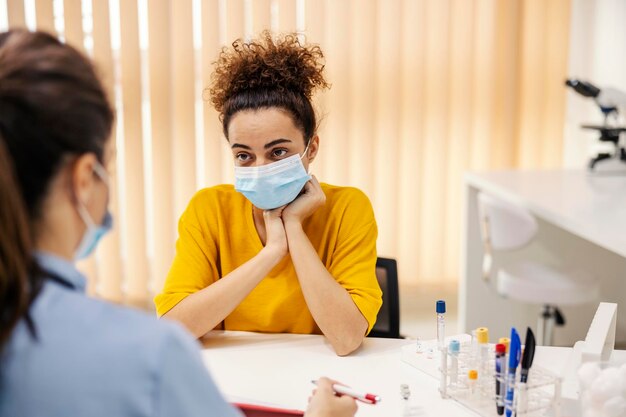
top-left (520, 328), bottom-right (536, 383)
top-left (519, 328), bottom-right (536, 413)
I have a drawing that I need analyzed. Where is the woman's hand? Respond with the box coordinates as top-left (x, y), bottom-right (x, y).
top-left (261, 207), bottom-right (288, 261)
top-left (304, 378), bottom-right (357, 417)
top-left (282, 175), bottom-right (326, 226)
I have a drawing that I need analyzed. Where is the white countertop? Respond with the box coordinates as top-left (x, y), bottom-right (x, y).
top-left (199, 331), bottom-right (615, 417)
top-left (465, 170), bottom-right (626, 258)
top-left (200, 331), bottom-right (477, 416)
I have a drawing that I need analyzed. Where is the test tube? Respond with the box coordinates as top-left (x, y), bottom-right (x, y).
top-left (468, 369), bottom-right (478, 400)
top-left (477, 327), bottom-right (489, 386)
top-left (400, 384), bottom-right (410, 400)
top-left (439, 346), bottom-right (448, 398)
top-left (400, 383), bottom-right (410, 416)
top-left (498, 337), bottom-right (510, 375)
top-left (449, 339), bottom-right (460, 386)
top-left (495, 343), bottom-right (506, 415)
top-left (470, 329), bottom-right (478, 368)
top-left (436, 300), bottom-right (446, 350)
top-left (416, 337), bottom-right (423, 354)
top-left (436, 300), bottom-right (448, 398)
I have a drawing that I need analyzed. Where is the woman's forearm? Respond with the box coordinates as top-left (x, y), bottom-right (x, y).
top-left (161, 247), bottom-right (283, 338)
top-left (284, 221), bottom-right (368, 356)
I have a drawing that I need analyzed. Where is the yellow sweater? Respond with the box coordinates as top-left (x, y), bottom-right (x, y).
top-left (154, 183), bottom-right (382, 334)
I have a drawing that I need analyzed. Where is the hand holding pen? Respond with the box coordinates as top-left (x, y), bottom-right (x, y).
top-left (311, 379), bottom-right (381, 405)
top-left (308, 378), bottom-right (358, 417)
top-left (504, 328), bottom-right (521, 417)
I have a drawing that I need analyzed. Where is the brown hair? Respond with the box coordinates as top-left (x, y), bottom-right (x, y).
top-left (209, 31), bottom-right (330, 143)
top-left (0, 30), bottom-right (113, 349)
top-left (0, 138), bottom-right (31, 348)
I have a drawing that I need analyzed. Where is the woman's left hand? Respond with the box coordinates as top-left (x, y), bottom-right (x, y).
top-left (282, 175), bottom-right (326, 226)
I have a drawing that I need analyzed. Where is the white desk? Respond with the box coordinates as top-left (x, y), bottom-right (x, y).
top-left (200, 331), bottom-right (595, 417)
top-left (201, 331), bottom-right (477, 416)
top-left (461, 170), bottom-right (626, 344)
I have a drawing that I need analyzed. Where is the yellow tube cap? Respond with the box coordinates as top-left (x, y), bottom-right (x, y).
top-left (498, 337), bottom-right (510, 353)
top-left (476, 327), bottom-right (489, 344)
top-left (468, 370), bottom-right (478, 380)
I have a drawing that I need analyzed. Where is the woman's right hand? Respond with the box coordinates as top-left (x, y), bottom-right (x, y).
top-left (304, 378), bottom-right (358, 417)
top-left (262, 207), bottom-right (288, 261)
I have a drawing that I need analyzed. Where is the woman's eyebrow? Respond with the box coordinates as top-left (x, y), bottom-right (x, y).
top-left (230, 138), bottom-right (292, 150)
top-left (231, 143), bottom-right (252, 150)
top-left (264, 138), bottom-right (292, 149)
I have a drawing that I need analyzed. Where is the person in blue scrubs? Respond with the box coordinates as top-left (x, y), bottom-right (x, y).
top-left (0, 30), bottom-right (356, 417)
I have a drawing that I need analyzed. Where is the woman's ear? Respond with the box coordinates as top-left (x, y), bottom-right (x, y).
top-left (70, 153), bottom-right (98, 205)
top-left (307, 135), bottom-right (320, 163)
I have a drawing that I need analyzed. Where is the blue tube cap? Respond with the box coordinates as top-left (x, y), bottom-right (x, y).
top-left (436, 300), bottom-right (446, 314)
top-left (449, 339), bottom-right (460, 353)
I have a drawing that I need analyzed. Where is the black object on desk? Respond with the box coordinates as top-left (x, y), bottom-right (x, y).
top-left (520, 328), bottom-right (536, 383)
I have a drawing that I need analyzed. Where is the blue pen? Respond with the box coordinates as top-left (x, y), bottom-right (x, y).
top-left (504, 328), bottom-right (521, 417)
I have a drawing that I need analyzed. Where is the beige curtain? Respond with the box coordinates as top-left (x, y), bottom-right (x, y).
top-left (3, 0), bottom-right (571, 309)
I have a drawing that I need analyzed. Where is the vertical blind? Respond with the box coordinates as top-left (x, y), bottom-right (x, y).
top-left (2, 0), bottom-right (571, 310)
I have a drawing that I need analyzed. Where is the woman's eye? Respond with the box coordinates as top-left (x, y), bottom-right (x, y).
top-left (271, 149), bottom-right (288, 158)
top-left (236, 153), bottom-right (251, 162)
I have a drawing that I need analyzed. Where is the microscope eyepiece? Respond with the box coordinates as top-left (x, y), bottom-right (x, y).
top-left (565, 79), bottom-right (601, 98)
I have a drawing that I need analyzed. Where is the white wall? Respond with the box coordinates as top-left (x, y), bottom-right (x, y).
top-left (564, 0), bottom-right (626, 167)
top-left (562, 0), bottom-right (626, 346)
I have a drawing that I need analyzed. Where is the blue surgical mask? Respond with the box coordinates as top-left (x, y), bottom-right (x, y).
top-left (234, 148), bottom-right (312, 210)
top-left (74, 162), bottom-right (113, 260)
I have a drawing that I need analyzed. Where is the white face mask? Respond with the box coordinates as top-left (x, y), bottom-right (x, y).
top-left (74, 161), bottom-right (113, 260)
top-left (233, 144), bottom-right (311, 210)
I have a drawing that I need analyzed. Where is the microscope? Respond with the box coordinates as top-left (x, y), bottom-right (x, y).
top-left (565, 79), bottom-right (626, 172)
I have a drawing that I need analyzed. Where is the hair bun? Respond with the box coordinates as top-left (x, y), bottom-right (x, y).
top-left (209, 31), bottom-right (329, 113)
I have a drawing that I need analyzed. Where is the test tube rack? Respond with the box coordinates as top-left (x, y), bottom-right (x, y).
top-left (440, 341), bottom-right (562, 417)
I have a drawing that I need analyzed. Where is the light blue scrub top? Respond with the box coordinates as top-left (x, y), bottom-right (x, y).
top-left (0, 252), bottom-right (242, 417)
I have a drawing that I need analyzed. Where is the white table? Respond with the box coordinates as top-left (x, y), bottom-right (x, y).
top-left (460, 170), bottom-right (626, 345)
top-left (200, 331), bottom-right (478, 416)
top-left (200, 331), bottom-right (596, 417)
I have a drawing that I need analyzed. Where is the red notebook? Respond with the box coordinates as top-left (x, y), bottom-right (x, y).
top-left (234, 402), bottom-right (305, 417)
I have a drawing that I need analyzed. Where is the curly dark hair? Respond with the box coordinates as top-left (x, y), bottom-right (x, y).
top-left (208, 31), bottom-right (330, 143)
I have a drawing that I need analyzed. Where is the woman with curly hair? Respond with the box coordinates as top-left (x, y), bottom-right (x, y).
top-left (155, 31), bottom-right (382, 356)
